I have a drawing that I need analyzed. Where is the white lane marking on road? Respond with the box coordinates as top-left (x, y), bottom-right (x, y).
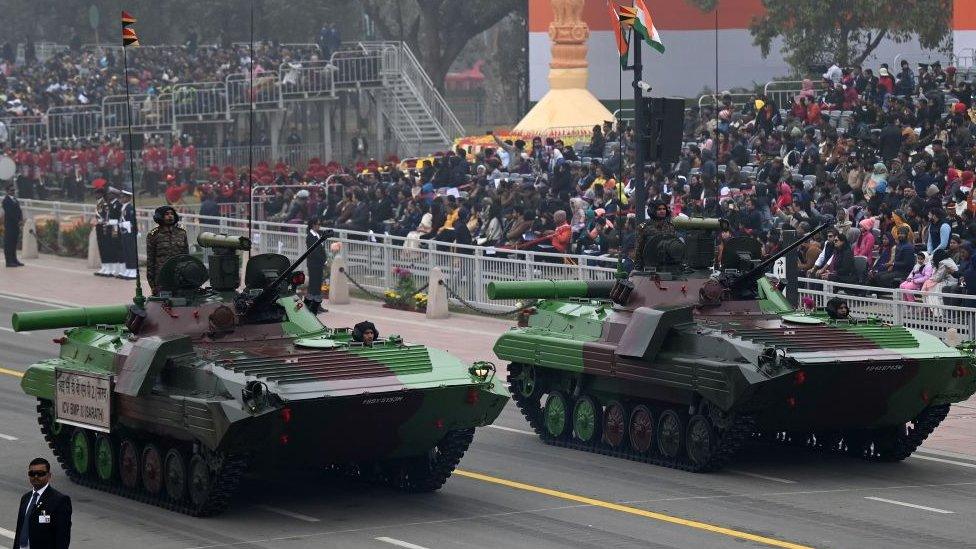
top-left (910, 454), bottom-right (976, 469)
top-left (0, 326), bottom-right (31, 334)
top-left (255, 504), bottom-right (321, 522)
top-left (488, 424), bottom-right (536, 436)
top-left (0, 527), bottom-right (13, 539)
top-left (0, 292), bottom-right (75, 308)
top-left (727, 470), bottom-right (797, 484)
top-left (864, 496), bottom-right (954, 514)
top-left (375, 537), bottom-right (432, 549)
top-left (0, 433), bottom-right (18, 441)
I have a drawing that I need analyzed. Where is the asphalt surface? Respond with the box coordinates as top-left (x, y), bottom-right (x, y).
top-left (1, 294), bottom-right (976, 549)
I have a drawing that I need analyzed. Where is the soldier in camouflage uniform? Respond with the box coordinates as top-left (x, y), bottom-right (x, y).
top-left (633, 201), bottom-right (676, 271)
top-left (147, 205), bottom-right (189, 295)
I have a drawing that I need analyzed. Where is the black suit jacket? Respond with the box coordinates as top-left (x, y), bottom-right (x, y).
top-left (12, 486), bottom-right (71, 549)
top-left (2, 195), bottom-right (22, 228)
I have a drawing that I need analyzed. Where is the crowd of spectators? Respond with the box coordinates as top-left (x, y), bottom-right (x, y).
top-left (7, 37), bottom-right (976, 303)
top-left (0, 37), bottom-right (330, 118)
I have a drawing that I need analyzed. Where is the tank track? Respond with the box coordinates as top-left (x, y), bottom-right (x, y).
top-left (389, 428), bottom-right (475, 492)
top-left (506, 369), bottom-right (755, 473)
top-left (763, 404), bottom-right (951, 462)
top-left (333, 428), bottom-right (475, 491)
top-left (36, 399), bottom-right (248, 517)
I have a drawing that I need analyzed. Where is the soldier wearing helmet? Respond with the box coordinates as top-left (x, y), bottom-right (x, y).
top-left (146, 205), bottom-right (188, 295)
top-left (632, 200), bottom-right (676, 271)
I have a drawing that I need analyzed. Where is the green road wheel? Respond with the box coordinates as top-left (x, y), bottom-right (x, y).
top-left (686, 415), bottom-right (715, 465)
top-left (119, 438), bottom-right (140, 489)
top-left (628, 405), bottom-right (654, 454)
top-left (518, 365), bottom-right (539, 399)
top-left (70, 429), bottom-right (92, 475)
top-left (543, 391), bottom-right (570, 438)
top-left (657, 409), bottom-right (684, 459)
top-left (572, 395), bottom-right (602, 443)
top-left (94, 434), bottom-right (115, 481)
top-left (142, 444), bottom-right (164, 495)
top-left (51, 418), bottom-right (64, 437)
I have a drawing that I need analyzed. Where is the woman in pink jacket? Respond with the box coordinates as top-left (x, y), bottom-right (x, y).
top-left (899, 252), bottom-right (933, 302)
top-left (853, 217), bottom-right (876, 258)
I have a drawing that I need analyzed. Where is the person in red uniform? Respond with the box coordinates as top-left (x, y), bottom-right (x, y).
top-left (182, 137), bottom-right (196, 183)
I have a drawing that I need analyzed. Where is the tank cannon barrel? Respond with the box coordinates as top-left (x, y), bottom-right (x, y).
top-left (730, 223), bottom-right (829, 290)
top-left (12, 305), bottom-right (129, 332)
top-left (671, 217), bottom-right (723, 230)
top-left (487, 280), bottom-right (616, 301)
top-left (197, 232), bottom-right (252, 251)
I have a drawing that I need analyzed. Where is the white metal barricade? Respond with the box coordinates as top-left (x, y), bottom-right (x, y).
top-left (172, 82), bottom-right (229, 122)
top-left (279, 61), bottom-right (336, 101)
top-left (226, 72), bottom-right (282, 112)
top-left (46, 107), bottom-right (101, 143)
top-left (3, 116), bottom-right (47, 145)
top-left (102, 93), bottom-right (175, 133)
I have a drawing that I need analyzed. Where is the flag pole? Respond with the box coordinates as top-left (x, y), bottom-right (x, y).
top-left (632, 22), bottom-right (647, 224)
top-left (615, 25), bottom-right (629, 280)
top-left (121, 23), bottom-right (145, 307)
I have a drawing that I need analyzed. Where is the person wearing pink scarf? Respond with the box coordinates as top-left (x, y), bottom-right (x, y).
top-left (853, 217), bottom-right (876, 257)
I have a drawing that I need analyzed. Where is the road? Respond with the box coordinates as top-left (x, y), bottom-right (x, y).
top-left (1, 293), bottom-right (976, 549)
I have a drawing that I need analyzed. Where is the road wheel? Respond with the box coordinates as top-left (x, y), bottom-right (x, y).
top-left (572, 395), bottom-right (602, 444)
top-left (119, 438), bottom-right (140, 489)
top-left (516, 364), bottom-right (541, 399)
top-left (657, 409), bottom-right (684, 459)
top-left (602, 401), bottom-right (627, 449)
top-left (188, 455), bottom-right (213, 509)
top-left (93, 433), bottom-right (115, 482)
top-left (69, 428), bottom-right (92, 476)
top-left (164, 448), bottom-right (188, 502)
top-left (685, 414), bottom-right (716, 466)
top-left (543, 391), bottom-right (571, 439)
top-left (141, 443), bottom-right (164, 495)
top-left (628, 405), bottom-right (654, 454)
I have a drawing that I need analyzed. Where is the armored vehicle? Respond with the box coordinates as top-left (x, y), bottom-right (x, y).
top-left (14, 232), bottom-right (507, 515)
top-left (490, 218), bottom-right (976, 472)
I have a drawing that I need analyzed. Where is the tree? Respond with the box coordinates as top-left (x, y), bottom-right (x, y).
top-left (743, 0), bottom-right (951, 74)
top-left (360, 0), bottom-right (522, 91)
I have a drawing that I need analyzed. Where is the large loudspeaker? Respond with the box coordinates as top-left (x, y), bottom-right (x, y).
top-left (122, 133), bottom-right (144, 152)
top-left (642, 97), bottom-right (684, 165)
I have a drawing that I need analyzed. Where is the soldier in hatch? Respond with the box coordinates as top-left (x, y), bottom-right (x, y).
top-left (146, 205), bottom-right (189, 295)
top-left (632, 200), bottom-right (676, 271)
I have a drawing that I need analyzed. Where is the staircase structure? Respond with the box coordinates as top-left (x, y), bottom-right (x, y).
top-left (358, 42), bottom-right (465, 157)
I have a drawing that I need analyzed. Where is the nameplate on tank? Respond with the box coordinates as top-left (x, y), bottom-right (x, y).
top-left (54, 369), bottom-right (112, 433)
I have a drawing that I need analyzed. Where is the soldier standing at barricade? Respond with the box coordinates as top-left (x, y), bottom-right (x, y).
top-left (119, 190), bottom-right (138, 280)
top-left (92, 182), bottom-right (113, 276)
top-left (107, 188), bottom-right (124, 277)
top-left (147, 206), bottom-right (188, 295)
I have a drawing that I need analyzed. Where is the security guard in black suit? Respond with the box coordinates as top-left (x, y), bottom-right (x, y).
top-left (12, 457), bottom-right (72, 549)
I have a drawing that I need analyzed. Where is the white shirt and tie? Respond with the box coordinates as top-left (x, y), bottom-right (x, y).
top-left (19, 483), bottom-right (47, 549)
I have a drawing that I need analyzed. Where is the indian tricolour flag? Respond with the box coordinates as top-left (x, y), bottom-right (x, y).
top-left (631, 0), bottom-right (665, 53)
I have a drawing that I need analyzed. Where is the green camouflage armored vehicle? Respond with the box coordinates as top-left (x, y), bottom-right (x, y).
top-left (14, 232), bottom-right (507, 515)
top-left (490, 218), bottom-right (976, 472)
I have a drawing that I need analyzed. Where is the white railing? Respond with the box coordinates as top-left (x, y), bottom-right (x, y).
top-left (279, 60), bottom-right (337, 101)
top-left (172, 82), bottom-right (229, 122)
top-left (46, 107), bottom-right (101, 142)
top-left (101, 93), bottom-right (175, 133)
top-left (797, 277), bottom-right (976, 340)
top-left (698, 93), bottom-right (753, 110)
top-left (763, 80), bottom-right (828, 109)
top-left (330, 51), bottom-right (384, 88)
top-left (388, 43), bottom-right (464, 141)
top-left (2, 115), bottom-right (47, 144)
top-left (226, 72), bottom-right (282, 111)
top-left (18, 197), bottom-right (976, 323)
top-left (191, 143), bottom-right (331, 173)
